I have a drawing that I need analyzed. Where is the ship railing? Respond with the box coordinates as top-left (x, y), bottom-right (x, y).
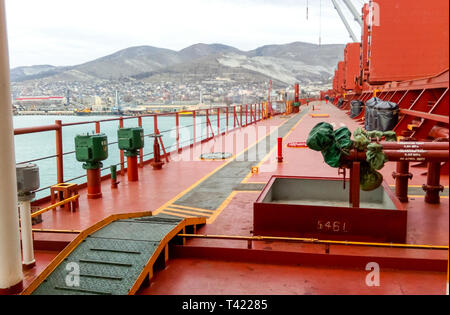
top-left (14, 104), bottom-right (265, 203)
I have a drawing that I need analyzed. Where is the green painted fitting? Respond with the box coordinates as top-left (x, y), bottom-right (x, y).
top-left (111, 165), bottom-right (117, 181)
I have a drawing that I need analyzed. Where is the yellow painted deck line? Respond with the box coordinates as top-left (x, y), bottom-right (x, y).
top-left (409, 195), bottom-right (449, 199)
top-left (165, 207), bottom-right (212, 217)
top-left (196, 157), bottom-right (233, 162)
top-left (207, 190), bottom-right (266, 224)
top-left (241, 110), bottom-right (310, 184)
top-left (235, 190), bottom-right (261, 194)
top-left (207, 191), bottom-right (238, 224)
top-left (152, 116), bottom-right (294, 216)
top-left (310, 114), bottom-right (330, 118)
top-left (161, 210), bottom-right (192, 218)
top-left (240, 145), bottom-right (279, 184)
top-left (169, 204), bottom-right (215, 213)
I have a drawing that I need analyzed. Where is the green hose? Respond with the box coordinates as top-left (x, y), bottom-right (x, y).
top-left (307, 125), bottom-right (398, 191)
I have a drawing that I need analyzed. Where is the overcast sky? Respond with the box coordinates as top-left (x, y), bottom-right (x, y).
top-left (5, 0), bottom-right (367, 68)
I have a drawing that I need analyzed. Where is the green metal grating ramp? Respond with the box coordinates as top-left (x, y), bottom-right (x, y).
top-left (25, 214), bottom-right (206, 295)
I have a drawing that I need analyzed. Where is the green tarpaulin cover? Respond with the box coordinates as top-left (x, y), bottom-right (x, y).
top-left (307, 124), bottom-right (397, 191)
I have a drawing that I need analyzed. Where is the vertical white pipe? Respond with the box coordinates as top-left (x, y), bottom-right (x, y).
top-left (0, 0), bottom-right (24, 292)
top-left (19, 201), bottom-right (35, 267)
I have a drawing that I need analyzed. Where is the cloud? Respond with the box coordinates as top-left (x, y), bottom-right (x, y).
top-left (5, 0), bottom-right (366, 68)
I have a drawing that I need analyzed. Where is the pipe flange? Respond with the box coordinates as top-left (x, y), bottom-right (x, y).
top-left (422, 184), bottom-right (445, 193)
top-left (392, 172), bottom-right (413, 180)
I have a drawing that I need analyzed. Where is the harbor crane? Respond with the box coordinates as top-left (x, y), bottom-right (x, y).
top-left (342, 0), bottom-right (363, 26)
top-left (330, 0), bottom-right (363, 42)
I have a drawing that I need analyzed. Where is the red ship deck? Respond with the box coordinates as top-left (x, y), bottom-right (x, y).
top-left (25, 102), bottom-right (449, 295)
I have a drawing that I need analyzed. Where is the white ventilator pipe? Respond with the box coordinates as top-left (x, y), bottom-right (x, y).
top-left (19, 201), bottom-right (35, 268)
top-left (0, 0), bottom-right (24, 293)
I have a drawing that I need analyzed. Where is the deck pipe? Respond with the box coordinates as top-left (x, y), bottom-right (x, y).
top-left (382, 150), bottom-right (449, 163)
top-left (423, 162), bottom-right (444, 204)
top-left (127, 156), bottom-right (139, 182)
top-left (86, 168), bottom-right (103, 199)
top-left (349, 149), bottom-right (449, 163)
top-left (349, 161), bottom-right (361, 208)
top-left (178, 234), bottom-right (449, 251)
top-left (344, 145), bottom-right (449, 205)
top-left (380, 142), bottom-right (449, 151)
top-left (429, 126), bottom-right (449, 140)
top-left (110, 165), bottom-right (119, 189)
top-left (392, 162), bottom-right (413, 203)
top-left (0, 0), bottom-right (24, 294)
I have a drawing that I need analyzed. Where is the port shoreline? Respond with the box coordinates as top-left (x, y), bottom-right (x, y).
top-left (14, 111), bottom-right (199, 117)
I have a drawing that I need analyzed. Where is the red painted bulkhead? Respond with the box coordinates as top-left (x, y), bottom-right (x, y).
top-left (337, 62), bottom-right (345, 93)
top-left (344, 42), bottom-right (361, 91)
top-left (368, 0), bottom-right (449, 84)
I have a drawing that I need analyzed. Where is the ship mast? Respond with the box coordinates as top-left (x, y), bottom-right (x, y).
top-left (0, 0), bottom-right (24, 294)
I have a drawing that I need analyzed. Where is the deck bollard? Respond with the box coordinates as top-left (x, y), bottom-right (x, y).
top-left (278, 138), bottom-right (284, 163)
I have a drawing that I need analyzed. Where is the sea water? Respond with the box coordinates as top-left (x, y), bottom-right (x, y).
top-left (13, 114), bottom-right (232, 199)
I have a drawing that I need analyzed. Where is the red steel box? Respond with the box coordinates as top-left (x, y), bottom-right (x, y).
top-left (344, 43), bottom-right (361, 91)
top-left (368, 0), bottom-right (449, 84)
top-left (337, 61), bottom-right (345, 93)
top-left (253, 176), bottom-right (407, 243)
top-left (361, 3), bottom-right (370, 81)
top-left (333, 70), bottom-right (338, 91)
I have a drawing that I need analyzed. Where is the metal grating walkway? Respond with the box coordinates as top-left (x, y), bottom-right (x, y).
top-left (158, 112), bottom-right (309, 220)
top-left (28, 215), bottom-right (205, 295)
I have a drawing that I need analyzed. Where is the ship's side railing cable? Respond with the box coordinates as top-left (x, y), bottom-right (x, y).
top-left (13, 104), bottom-right (266, 203)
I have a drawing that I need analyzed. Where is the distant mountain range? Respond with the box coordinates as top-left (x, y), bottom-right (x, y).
top-left (11, 42), bottom-right (345, 86)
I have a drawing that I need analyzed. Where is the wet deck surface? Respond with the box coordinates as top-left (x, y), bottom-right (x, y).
top-left (32, 216), bottom-right (185, 295)
top-left (141, 258), bottom-right (446, 295)
top-left (26, 102), bottom-right (449, 295)
top-left (168, 111), bottom-right (308, 212)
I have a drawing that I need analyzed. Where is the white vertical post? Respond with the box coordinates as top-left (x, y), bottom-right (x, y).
top-left (19, 201), bottom-right (35, 268)
top-left (0, 0), bottom-right (24, 294)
